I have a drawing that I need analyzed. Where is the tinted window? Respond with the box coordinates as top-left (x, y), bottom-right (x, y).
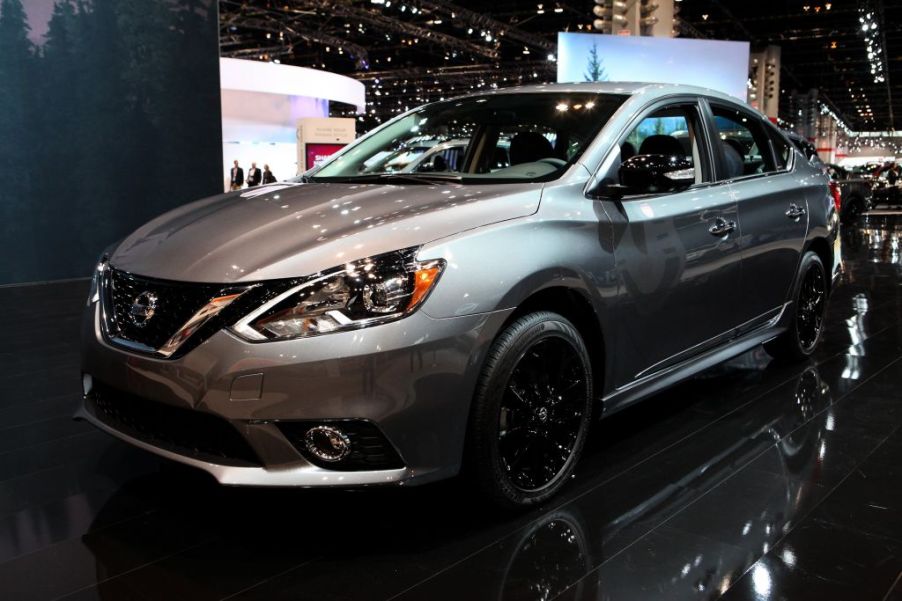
top-left (604, 103), bottom-right (710, 196)
top-left (767, 127), bottom-right (793, 170)
top-left (711, 105), bottom-right (778, 178)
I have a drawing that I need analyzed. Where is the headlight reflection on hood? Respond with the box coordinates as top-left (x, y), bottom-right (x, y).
top-left (230, 248), bottom-right (444, 341)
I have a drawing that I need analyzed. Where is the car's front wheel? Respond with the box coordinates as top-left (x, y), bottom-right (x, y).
top-left (766, 251), bottom-right (828, 362)
top-left (466, 311), bottom-right (593, 509)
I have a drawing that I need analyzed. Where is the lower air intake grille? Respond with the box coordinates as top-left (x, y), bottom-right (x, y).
top-left (88, 382), bottom-right (261, 467)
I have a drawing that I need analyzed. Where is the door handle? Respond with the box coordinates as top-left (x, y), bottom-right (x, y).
top-left (708, 217), bottom-right (736, 237)
top-left (785, 203), bottom-right (807, 220)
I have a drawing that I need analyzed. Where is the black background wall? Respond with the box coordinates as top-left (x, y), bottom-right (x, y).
top-left (0, 0), bottom-right (222, 284)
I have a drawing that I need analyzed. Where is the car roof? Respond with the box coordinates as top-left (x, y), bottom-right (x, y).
top-left (467, 81), bottom-right (744, 105)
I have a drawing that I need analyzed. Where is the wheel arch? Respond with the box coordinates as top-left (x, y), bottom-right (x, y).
top-left (493, 285), bottom-right (608, 408)
top-left (804, 236), bottom-right (833, 293)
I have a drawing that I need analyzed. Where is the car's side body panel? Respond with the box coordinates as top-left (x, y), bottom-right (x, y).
top-left (729, 169), bottom-right (814, 318)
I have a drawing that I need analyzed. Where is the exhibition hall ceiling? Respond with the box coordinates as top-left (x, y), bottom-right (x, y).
top-left (219, 1), bottom-right (901, 131)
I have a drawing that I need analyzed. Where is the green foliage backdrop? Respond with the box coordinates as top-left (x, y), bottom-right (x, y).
top-left (0, 0), bottom-right (222, 284)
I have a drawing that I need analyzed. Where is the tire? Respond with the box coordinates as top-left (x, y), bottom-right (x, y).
top-left (841, 197), bottom-right (863, 225)
top-left (465, 311), bottom-right (594, 509)
top-left (840, 196), bottom-right (864, 225)
top-left (765, 251), bottom-right (828, 362)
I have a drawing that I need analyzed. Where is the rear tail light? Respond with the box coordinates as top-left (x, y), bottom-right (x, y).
top-left (829, 181), bottom-right (842, 212)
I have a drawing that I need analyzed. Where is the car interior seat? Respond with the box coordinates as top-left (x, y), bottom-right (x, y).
top-left (490, 146), bottom-right (510, 169)
top-left (721, 142), bottom-right (744, 179)
top-left (509, 132), bottom-right (554, 165)
top-left (621, 141), bottom-right (636, 161)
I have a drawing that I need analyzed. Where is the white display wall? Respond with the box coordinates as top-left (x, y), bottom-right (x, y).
top-left (219, 58), bottom-right (365, 190)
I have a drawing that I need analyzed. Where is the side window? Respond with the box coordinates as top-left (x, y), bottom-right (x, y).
top-left (711, 105), bottom-right (778, 179)
top-left (607, 104), bottom-right (709, 196)
top-left (801, 140), bottom-right (818, 160)
top-left (767, 128), bottom-right (793, 170)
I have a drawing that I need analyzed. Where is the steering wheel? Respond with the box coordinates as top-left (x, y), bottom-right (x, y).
top-left (538, 157), bottom-right (567, 168)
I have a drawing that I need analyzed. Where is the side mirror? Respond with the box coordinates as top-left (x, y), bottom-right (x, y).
top-left (618, 154), bottom-right (695, 195)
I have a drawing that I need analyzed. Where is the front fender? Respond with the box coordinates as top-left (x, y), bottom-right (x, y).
top-left (417, 216), bottom-right (616, 322)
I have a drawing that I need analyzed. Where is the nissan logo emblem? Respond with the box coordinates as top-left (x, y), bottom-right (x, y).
top-left (129, 291), bottom-right (158, 327)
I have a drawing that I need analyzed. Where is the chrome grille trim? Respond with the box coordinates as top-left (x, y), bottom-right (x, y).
top-left (99, 267), bottom-right (253, 358)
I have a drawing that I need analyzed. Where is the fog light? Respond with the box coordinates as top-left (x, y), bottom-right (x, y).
top-left (304, 426), bottom-right (351, 462)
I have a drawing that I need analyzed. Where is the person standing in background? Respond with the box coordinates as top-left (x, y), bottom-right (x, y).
top-left (229, 160), bottom-right (244, 191)
top-left (247, 162), bottom-right (262, 187)
top-left (262, 164), bottom-right (276, 184)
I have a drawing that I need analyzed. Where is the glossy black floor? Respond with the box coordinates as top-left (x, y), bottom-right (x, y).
top-left (2, 216), bottom-right (902, 601)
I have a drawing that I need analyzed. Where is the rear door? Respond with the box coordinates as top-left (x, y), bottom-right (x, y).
top-left (705, 100), bottom-right (808, 328)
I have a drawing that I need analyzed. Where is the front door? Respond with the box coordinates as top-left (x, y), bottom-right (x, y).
top-left (602, 101), bottom-right (744, 382)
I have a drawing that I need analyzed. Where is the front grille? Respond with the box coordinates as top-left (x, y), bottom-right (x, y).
top-left (100, 268), bottom-right (297, 359)
top-left (277, 420), bottom-right (405, 471)
top-left (103, 269), bottom-right (228, 352)
top-left (88, 381), bottom-right (261, 467)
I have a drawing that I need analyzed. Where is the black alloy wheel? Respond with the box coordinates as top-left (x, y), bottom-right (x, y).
top-left (766, 251), bottom-right (828, 362)
top-left (796, 260), bottom-right (827, 353)
top-left (466, 311), bottom-right (594, 509)
top-left (498, 338), bottom-right (589, 492)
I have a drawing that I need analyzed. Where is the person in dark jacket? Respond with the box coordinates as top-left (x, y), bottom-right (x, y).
top-left (262, 164), bottom-right (277, 184)
top-left (247, 162), bottom-right (262, 187)
top-left (229, 160), bottom-right (244, 191)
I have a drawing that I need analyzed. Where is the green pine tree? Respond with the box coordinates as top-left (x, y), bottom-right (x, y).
top-left (32, 0), bottom-right (81, 270)
top-left (583, 43), bottom-right (608, 82)
top-left (0, 0), bottom-right (35, 281)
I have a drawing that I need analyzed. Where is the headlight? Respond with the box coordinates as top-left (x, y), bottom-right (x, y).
top-left (86, 257), bottom-right (109, 307)
top-left (231, 248), bottom-right (444, 341)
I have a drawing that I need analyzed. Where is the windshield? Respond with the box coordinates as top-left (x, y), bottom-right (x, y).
top-left (308, 92), bottom-right (627, 183)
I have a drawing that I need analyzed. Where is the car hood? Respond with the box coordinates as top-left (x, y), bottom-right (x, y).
top-left (109, 181), bottom-right (540, 283)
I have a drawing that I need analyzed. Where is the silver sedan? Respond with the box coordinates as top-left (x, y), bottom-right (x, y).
top-left (79, 83), bottom-right (839, 507)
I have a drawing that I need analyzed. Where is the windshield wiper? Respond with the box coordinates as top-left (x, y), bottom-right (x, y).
top-left (352, 173), bottom-right (463, 185)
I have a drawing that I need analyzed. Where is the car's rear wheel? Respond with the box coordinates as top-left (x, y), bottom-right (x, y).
top-left (766, 251), bottom-right (828, 362)
top-left (466, 311), bottom-right (593, 509)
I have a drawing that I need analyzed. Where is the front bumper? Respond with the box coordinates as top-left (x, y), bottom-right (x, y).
top-left (80, 301), bottom-right (510, 486)
top-left (76, 402), bottom-right (411, 486)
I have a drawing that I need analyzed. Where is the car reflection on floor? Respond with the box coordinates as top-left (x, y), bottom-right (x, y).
top-left (492, 366), bottom-right (831, 601)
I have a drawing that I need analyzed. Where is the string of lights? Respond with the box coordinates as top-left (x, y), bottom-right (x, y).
top-left (220, 0), bottom-right (901, 141)
top-left (858, 3), bottom-right (886, 85)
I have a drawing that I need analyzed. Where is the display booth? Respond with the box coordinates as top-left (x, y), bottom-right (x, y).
top-left (219, 58), bottom-right (365, 190)
top-left (296, 117), bottom-right (357, 172)
top-left (556, 32), bottom-right (750, 100)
